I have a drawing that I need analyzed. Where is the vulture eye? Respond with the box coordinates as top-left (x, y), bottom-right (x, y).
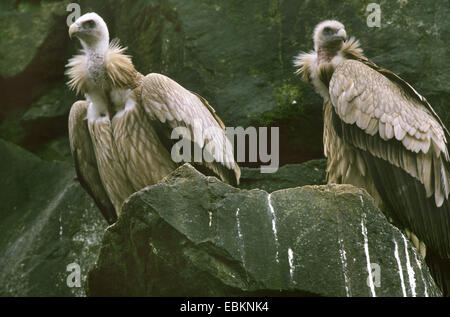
top-left (83, 20), bottom-right (96, 28)
top-left (323, 27), bottom-right (333, 35)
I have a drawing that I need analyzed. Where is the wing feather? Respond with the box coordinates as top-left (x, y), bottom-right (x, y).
top-left (69, 101), bottom-right (117, 224)
top-left (137, 73), bottom-right (240, 186)
top-left (329, 60), bottom-right (450, 259)
top-left (329, 60), bottom-right (450, 207)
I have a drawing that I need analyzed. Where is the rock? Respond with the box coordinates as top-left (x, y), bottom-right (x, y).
top-left (21, 84), bottom-right (77, 154)
top-left (88, 164), bottom-right (441, 296)
top-left (0, 139), bottom-right (107, 296)
top-left (22, 84), bottom-right (75, 123)
top-left (0, 1), bottom-right (74, 126)
top-left (0, 1), bottom-right (70, 78)
top-left (32, 135), bottom-right (73, 163)
top-left (239, 159), bottom-right (326, 192)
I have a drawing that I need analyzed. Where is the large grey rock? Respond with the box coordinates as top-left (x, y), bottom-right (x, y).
top-left (88, 164), bottom-right (441, 297)
top-left (239, 159), bottom-right (326, 192)
top-left (0, 139), bottom-right (107, 296)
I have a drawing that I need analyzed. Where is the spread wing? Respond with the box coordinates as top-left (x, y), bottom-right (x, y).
top-left (329, 59), bottom-right (450, 259)
top-left (137, 73), bottom-right (240, 186)
top-left (68, 101), bottom-right (117, 224)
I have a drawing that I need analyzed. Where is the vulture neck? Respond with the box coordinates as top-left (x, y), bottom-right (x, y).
top-left (83, 38), bottom-right (109, 81)
top-left (313, 42), bottom-right (345, 97)
top-left (67, 36), bottom-right (140, 120)
top-left (317, 40), bottom-right (343, 64)
top-left (83, 38), bottom-right (119, 119)
top-left (294, 37), bottom-right (364, 101)
top-left (81, 36), bottom-right (109, 57)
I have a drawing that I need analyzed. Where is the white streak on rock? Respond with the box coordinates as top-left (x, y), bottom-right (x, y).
top-left (361, 214), bottom-right (376, 297)
top-left (288, 248), bottom-right (295, 282)
top-left (338, 238), bottom-right (350, 297)
top-left (59, 213), bottom-right (63, 237)
top-left (393, 238), bottom-right (407, 297)
top-left (403, 235), bottom-right (417, 297)
top-left (267, 193), bottom-right (280, 264)
top-left (414, 251), bottom-right (428, 297)
top-left (236, 208), bottom-right (243, 241)
top-left (235, 208), bottom-right (246, 267)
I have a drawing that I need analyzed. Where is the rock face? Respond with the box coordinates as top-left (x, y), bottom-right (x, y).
top-left (0, 1), bottom-right (73, 119)
top-left (88, 164), bottom-right (441, 297)
top-left (0, 1), bottom-right (70, 79)
top-left (239, 159), bottom-right (326, 192)
top-left (0, 139), bottom-right (107, 296)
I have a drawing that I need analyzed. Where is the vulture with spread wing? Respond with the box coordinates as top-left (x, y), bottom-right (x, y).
top-left (66, 13), bottom-right (240, 224)
top-left (295, 20), bottom-right (450, 295)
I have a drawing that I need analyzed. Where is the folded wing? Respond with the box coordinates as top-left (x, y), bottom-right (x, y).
top-left (68, 101), bottom-right (117, 224)
top-left (138, 73), bottom-right (240, 186)
top-left (329, 60), bottom-right (450, 258)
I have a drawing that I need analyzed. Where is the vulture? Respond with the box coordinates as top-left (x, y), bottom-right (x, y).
top-left (295, 20), bottom-right (450, 295)
top-left (66, 13), bottom-right (240, 225)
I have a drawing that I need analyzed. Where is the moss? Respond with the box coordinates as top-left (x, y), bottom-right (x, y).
top-left (258, 81), bottom-right (305, 126)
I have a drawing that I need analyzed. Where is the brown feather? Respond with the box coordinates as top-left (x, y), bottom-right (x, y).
top-left (105, 40), bottom-right (142, 90)
top-left (68, 101), bottom-right (117, 223)
top-left (66, 41), bottom-right (142, 95)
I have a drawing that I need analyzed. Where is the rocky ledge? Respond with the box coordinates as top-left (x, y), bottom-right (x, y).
top-left (88, 164), bottom-right (441, 297)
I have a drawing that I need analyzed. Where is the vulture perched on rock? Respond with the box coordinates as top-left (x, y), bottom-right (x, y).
top-left (66, 13), bottom-right (240, 224)
top-left (295, 20), bottom-right (450, 295)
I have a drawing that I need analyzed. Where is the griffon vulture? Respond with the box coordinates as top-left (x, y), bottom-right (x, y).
top-left (66, 13), bottom-right (240, 224)
top-left (295, 20), bottom-right (450, 295)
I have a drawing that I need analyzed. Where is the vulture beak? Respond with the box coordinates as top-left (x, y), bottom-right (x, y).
top-left (334, 28), bottom-right (347, 41)
top-left (69, 23), bottom-right (79, 39)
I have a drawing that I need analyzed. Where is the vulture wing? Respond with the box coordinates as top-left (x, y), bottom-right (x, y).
top-left (137, 73), bottom-right (240, 186)
top-left (68, 101), bottom-right (117, 224)
top-left (329, 59), bottom-right (450, 259)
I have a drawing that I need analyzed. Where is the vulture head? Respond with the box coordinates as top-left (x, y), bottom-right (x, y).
top-left (69, 12), bottom-right (109, 51)
top-left (313, 20), bottom-right (347, 52)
